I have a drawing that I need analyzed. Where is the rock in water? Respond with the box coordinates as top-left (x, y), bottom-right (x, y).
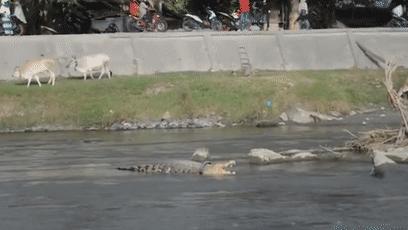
top-left (248, 148), bottom-right (286, 164)
top-left (279, 112), bottom-right (289, 122)
top-left (373, 150), bottom-right (396, 167)
top-left (286, 107), bottom-right (342, 124)
top-left (291, 152), bottom-right (318, 160)
top-left (384, 147), bottom-right (408, 163)
top-left (370, 150), bottom-right (397, 178)
top-left (192, 148), bottom-right (210, 162)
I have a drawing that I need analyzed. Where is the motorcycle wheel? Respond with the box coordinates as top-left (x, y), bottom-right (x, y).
top-left (218, 15), bottom-right (236, 31)
top-left (127, 18), bottom-right (144, 32)
top-left (386, 19), bottom-right (397, 27)
top-left (182, 18), bottom-right (194, 32)
top-left (156, 19), bottom-right (168, 32)
top-left (41, 30), bottom-right (54, 35)
top-left (13, 23), bottom-right (25, 35)
top-left (210, 20), bottom-right (222, 31)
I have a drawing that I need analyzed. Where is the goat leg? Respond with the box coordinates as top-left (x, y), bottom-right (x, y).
top-left (90, 71), bottom-right (95, 80)
top-left (50, 71), bottom-right (56, 86)
top-left (35, 75), bottom-right (42, 87)
top-left (106, 65), bottom-right (112, 79)
top-left (98, 68), bottom-right (105, 80)
top-left (26, 77), bottom-right (32, 88)
top-left (105, 63), bottom-right (111, 79)
top-left (47, 70), bottom-right (52, 84)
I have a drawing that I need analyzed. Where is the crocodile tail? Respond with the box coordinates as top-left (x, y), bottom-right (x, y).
top-left (117, 167), bottom-right (136, 171)
top-left (117, 164), bottom-right (161, 173)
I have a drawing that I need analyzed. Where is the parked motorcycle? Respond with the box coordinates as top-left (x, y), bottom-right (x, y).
top-left (0, 0), bottom-right (26, 35)
top-left (40, 5), bottom-right (92, 34)
top-left (386, 5), bottom-right (408, 28)
top-left (0, 15), bottom-right (25, 35)
top-left (386, 15), bottom-right (408, 27)
top-left (182, 7), bottom-right (222, 31)
top-left (216, 10), bottom-right (240, 31)
top-left (127, 9), bottom-right (168, 32)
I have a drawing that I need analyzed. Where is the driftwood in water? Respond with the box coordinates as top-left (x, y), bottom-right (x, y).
top-left (347, 129), bottom-right (405, 153)
top-left (383, 60), bottom-right (408, 144)
top-left (355, 42), bottom-right (408, 149)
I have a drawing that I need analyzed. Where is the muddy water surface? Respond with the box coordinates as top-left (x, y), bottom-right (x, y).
top-left (0, 125), bottom-right (407, 229)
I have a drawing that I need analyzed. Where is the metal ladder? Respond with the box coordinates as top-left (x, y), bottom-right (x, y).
top-left (238, 46), bottom-right (252, 77)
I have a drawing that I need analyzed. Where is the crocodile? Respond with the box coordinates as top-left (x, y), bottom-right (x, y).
top-left (117, 160), bottom-right (236, 176)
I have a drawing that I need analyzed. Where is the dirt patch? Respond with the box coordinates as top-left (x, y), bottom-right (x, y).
top-left (0, 99), bottom-right (18, 119)
top-left (144, 82), bottom-right (175, 96)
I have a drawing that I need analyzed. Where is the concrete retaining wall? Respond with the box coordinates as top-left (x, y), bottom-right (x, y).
top-left (1, 28), bottom-right (407, 80)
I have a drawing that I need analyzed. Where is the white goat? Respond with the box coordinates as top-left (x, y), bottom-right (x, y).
top-left (68, 53), bottom-right (112, 80)
top-left (13, 58), bottom-right (57, 87)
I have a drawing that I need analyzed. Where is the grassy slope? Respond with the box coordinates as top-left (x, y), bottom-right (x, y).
top-left (0, 70), bottom-right (406, 130)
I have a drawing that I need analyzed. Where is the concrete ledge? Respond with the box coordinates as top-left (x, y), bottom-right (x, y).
top-left (1, 28), bottom-right (407, 80)
top-left (281, 33), bottom-right (355, 70)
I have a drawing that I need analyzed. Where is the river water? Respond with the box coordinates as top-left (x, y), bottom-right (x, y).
top-left (0, 124), bottom-right (407, 230)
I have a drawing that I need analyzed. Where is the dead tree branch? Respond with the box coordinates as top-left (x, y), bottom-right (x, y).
top-left (355, 42), bottom-right (408, 146)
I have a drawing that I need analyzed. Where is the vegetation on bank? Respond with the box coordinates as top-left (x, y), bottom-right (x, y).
top-left (0, 69), bottom-right (407, 130)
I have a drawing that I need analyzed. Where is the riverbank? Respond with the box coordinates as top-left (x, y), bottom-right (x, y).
top-left (0, 69), bottom-right (406, 132)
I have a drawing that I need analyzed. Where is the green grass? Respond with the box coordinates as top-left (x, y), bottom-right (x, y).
top-left (0, 69), bottom-right (406, 130)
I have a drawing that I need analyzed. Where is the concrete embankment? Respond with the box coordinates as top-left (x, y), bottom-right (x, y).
top-left (1, 28), bottom-right (408, 79)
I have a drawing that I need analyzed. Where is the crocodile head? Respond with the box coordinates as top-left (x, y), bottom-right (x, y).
top-left (200, 160), bottom-right (237, 176)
